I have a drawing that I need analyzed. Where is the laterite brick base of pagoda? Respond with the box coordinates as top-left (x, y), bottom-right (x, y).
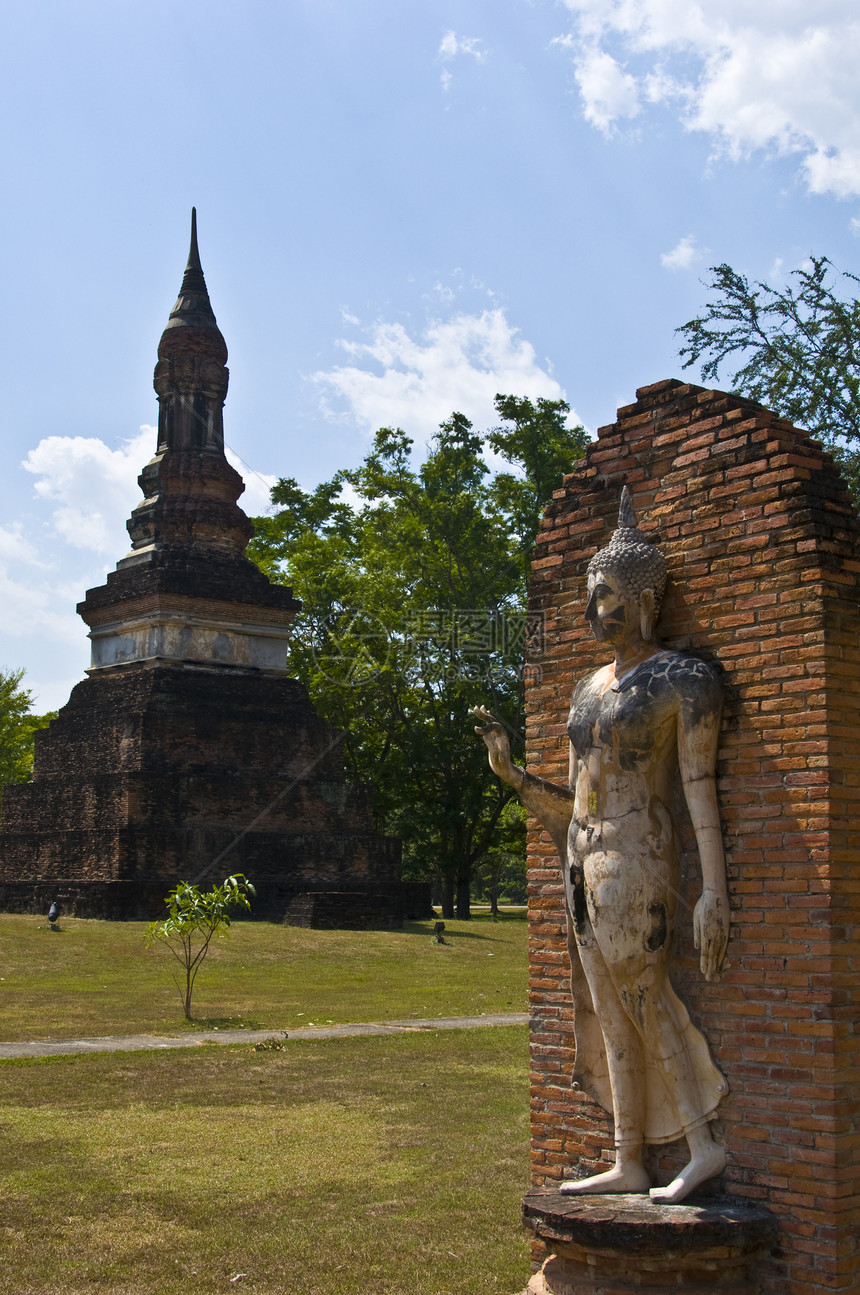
top-left (522, 380), bottom-right (859, 1294)
top-left (0, 666), bottom-right (403, 922)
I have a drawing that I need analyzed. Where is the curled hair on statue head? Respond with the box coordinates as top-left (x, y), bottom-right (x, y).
top-left (587, 486), bottom-right (668, 619)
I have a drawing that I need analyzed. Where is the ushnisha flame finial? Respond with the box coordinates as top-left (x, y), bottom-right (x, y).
top-left (617, 484), bottom-right (637, 530)
top-left (587, 486), bottom-right (668, 612)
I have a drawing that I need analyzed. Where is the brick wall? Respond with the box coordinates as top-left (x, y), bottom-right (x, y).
top-left (525, 379), bottom-right (860, 1294)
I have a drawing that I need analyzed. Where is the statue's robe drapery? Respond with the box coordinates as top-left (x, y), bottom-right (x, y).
top-left (555, 651), bottom-right (727, 1145)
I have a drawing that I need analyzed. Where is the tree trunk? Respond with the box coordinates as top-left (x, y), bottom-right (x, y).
top-left (455, 857), bottom-right (472, 920)
top-left (440, 870), bottom-right (455, 920)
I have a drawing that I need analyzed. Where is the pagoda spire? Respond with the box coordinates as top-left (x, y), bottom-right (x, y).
top-left (76, 209), bottom-right (299, 667)
top-left (164, 207), bottom-right (219, 332)
top-left (153, 208), bottom-right (229, 454)
top-left (116, 210), bottom-right (250, 561)
top-left (186, 206), bottom-right (203, 277)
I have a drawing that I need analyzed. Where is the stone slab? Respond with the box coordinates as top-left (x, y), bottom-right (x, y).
top-left (522, 1189), bottom-right (776, 1257)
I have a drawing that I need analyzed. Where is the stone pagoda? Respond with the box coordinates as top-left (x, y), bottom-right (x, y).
top-left (0, 212), bottom-right (413, 925)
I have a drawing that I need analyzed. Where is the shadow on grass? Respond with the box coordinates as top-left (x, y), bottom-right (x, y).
top-left (403, 914), bottom-right (526, 943)
top-left (420, 911), bottom-right (527, 923)
top-left (177, 1016), bottom-right (268, 1031)
top-left (406, 927), bottom-right (494, 943)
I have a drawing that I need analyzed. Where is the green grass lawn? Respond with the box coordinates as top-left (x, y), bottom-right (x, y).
top-left (0, 915), bottom-right (531, 1292)
top-left (0, 913), bottom-right (528, 1041)
top-left (0, 1025), bottom-right (530, 1295)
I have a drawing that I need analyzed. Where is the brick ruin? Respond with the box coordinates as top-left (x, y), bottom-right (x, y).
top-left (0, 213), bottom-right (421, 926)
top-left (524, 380), bottom-right (859, 1292)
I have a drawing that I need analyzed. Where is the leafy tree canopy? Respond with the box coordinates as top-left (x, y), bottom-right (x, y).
top-left (249, 395), bottom-right (586, 917)
top-left (488, 394), bottom-right (589, 564)
top-left (677, 256), bottom-right (860, 506)
top-left (0, 668), bottom-right (56, 792)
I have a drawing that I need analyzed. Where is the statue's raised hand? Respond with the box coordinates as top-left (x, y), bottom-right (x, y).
top-left (693, 888), bottom-right (729, 982)
top-left (471, 706), bottom-right (517, 784)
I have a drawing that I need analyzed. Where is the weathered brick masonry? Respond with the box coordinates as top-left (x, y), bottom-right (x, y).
top-left (0, 665), bottom-right (402, 921)
top-left (525, 379), bottom-right (859, 1293)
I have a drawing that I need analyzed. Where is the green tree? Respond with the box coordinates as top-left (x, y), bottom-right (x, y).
top-left (473, 798), bottom-right (528, 915)
top-left (145, 875), bottom-right (255, 1020)
top-left (0, 668), bottom-right (56, 792)
top-left (677, 256), bottom-right (860, 506)
top-left (249, 395), bottom-right (586, 918)
top-left (489, 395), bottom-right (588, 564)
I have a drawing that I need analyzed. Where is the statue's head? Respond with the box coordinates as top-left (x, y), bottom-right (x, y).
top-left (585, 487), bottom-right (667, 644)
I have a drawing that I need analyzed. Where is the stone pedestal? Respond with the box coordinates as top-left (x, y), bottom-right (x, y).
top-left (522, 1191), bottom-right (776, 1294)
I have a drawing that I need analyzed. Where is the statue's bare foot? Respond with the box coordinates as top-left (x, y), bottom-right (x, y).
top-left (649, 1142), bottom-right (726, 1204)
top-left (560, 1163), bottom-right (651, 1195)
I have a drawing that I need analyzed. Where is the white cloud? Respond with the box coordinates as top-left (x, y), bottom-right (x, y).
top-left (0, 519), bottom-right (89, 691)
top-left (438, 29), bottom-right (485, 90)
top-left (431, 282), bottom-right (455, 304)
top-left (0, 436), bottom-right (153, 703)
top-left (3, 430), bottom-right (276, 711)
top-left (660, 234), bottom-right (705, 270)
top-left (439, 31), bottom-right (485, 62)
top-left (312, 309), bottom-right (573, 442)
top-left (0, 556), bottom-right (93, 707)
top-left (574, 47), bottom-right (640, 133)
top-left (23, 427), bottom-right (153, 555)
top-left (439, 30), bottom-right (459, 59)
top-left (556, 1), bottom-right (860, 197)
top-left (0, 565), bottom-right (82, 647)
top-left (0, 523), bottom-right (44, 567)
top-left (21, 425), bottom-right (274, 546)
top-left (224, 449), bottom-right (277, 515)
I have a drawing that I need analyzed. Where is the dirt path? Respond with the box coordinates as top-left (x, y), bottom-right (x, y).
top-left (0, 1012), bottom-right (529, 1060)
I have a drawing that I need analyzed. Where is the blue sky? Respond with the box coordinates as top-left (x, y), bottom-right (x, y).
top-left (2, 0), bottom-right (859, 709)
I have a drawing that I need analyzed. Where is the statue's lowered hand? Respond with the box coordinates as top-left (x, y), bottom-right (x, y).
top-left (693, 888), bottom-right (729, 982)
top-left (471, 705), bottom-right (515, 782)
